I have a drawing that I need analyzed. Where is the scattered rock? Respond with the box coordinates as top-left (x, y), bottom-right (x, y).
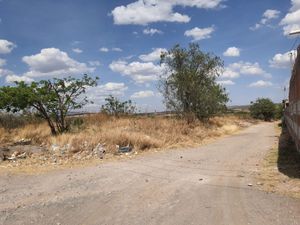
top-left (248, 183), bottom-right (253, 187)
top-left (199, 178), bottom-right (203, 181)
top-left (93, 143), bottom-right (106, 159)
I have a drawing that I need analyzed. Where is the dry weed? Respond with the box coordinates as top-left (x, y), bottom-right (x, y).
top-left (2, 114), bottom-right (253, 154)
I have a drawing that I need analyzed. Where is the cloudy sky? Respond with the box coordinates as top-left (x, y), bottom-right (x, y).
top-left (0, 0), bottom-right (298, 111)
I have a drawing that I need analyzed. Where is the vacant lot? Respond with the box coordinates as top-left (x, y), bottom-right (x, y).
top-left (0, 114), bottom-right (255, 172)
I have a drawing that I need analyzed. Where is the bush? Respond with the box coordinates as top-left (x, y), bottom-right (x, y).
top-left (249, 98), bottom-right (276, 121)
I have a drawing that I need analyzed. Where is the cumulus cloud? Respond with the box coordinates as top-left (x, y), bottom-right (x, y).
top-left (86, 82), bottom-right (128, 102)
top-left (139, 48), bottom-right (167, 62)
top-left (22, 48), bottom-right (94, 78)
top-left (72, 48), bottom-right (83, 53)
top-left (111, 0), bottom-right (224, 25)
top-left (221, 68), bottom-right (240, 79)
top-left (0, 39), bottom-right (16, 54)
top-left (0, 58), bottom-right (14, 78)
top-left (223, 47), bottom-right (240, 57)
top-left (184, 26), bottom-right (215, 41)
top-left (249, 80), bottom-right (273, 88)
top-left (109, 60), bottom-right (165, 84)
top-left (131, 90), bottom-right (155, 99)
top-left (280, 0), bottom-right (300, 35)
top-left (269, 50), bottom-right (297, 68)
top-left (221, 61), bottom-right (271, 79)
top-left (250, 9), bottom-right (280, 30)
top-left (217, 80), bottom-right (235, 86)
top-left (5, 75), bottom-right (34, 83)
top-left (143, 28), bottom-right (163, 35)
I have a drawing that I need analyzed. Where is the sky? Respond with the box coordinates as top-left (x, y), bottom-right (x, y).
top-left (0, 0), bottom-right (299, 112)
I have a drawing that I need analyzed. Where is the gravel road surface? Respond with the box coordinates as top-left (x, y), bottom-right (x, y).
top-left (0, 122), bottom-right (299, 225)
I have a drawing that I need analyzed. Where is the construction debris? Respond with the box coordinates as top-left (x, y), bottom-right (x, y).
top-left (14, 138), bottom-right (32, 146)
top-left (118, 145), bottom-right (133, 153)
top-left (93, 143), bottom-right (106, 159)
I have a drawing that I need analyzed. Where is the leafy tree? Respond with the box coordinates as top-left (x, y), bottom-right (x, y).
top-left (0, 74), bottom-right (98, 135)
top-left (249, 98), bottom-right (276, 121)
top-left (101, 95), bottom-right (136, 116)
top-left (275, 103), bottom-right (284, 120)
top-left (159, 43), bottom-right (229, 121)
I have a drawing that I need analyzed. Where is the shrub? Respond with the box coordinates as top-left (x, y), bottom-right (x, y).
top-left (249, 98), bottom-right (276, 121)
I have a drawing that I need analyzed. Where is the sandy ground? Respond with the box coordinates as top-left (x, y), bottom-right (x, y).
top-left (0, 122), bottom-right (299, 225)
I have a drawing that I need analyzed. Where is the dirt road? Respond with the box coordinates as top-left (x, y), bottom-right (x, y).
top-left (0, 123), bottom-right (299, 225)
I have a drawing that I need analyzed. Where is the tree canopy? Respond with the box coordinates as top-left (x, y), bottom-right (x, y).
top-left (101, 95), bottom-right (136, 116)
top-left (0, 74), bottom-right (98, 135)
top-left (249, 98), bottom-right (276, 121)
top-left (159, 43), bottom-right (229, 121)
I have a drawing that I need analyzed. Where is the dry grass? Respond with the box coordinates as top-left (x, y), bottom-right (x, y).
top-left (2, 114), bottom-right (253, 155)
top-left (258, 123), bottom-right (300, 199)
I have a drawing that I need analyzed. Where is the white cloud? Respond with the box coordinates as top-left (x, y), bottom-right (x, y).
top-left (249, 80), bottom-right (273, 88)
top-left (100, 47), bottom-right (122, 52)
top-left (22, 48), bottom-right (94, 78)
top-left (0, 58), bottom-right (14, 78)
top-left (222, 61), bottom-right (271, 79)
top-left (0, 68), bottom-right (13, 77)
top-left (139, 48), bottom-right (167, 62)
top-left (143, 28), bottom-right (163, 35)
top-left (0, 58), bottom-right (6, 67)
top-left (88, 60), bottom-right (101, 67)
top-left (184, 26), bottom-right (215, 41)
top-left (109, 60), bottom-right (165, 84)
top-left (223, 47), bottom-right (240, 57)
top-left (250, 9), bottom-right (280, 30)
top-left (5, 75), bottom-right (34, 83)
top-left (86, 82), bottom-right (128, 102)
top-left (269, 50), bottom-right (297, 68)
top-left (131, 90), bottom-right (155, 99)
top-left (263, 9), bottom-right (281, 20)
top-left (217, 80), bottom-right (235, 86)
top-left (112, 47), bottom-right (123, 52)
top-left (72, 48), bottom-right (83, 53)
top-left (221, 68), bottom-right (240, 79)
top-left (0, 39), bottom-right (16, 54)
top-left (280, 0), bottom-right (300, 35)
top-left (100, 47), bottom-right (109, 52)
top-left (111, 0), bottom-right (224, 25)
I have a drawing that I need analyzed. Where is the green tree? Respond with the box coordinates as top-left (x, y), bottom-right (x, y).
top-left (101, 95), bottom-right (136, 116)
top-left (159, 43), bottom-right (229, 121)
top-left (275, 103), bottom-right (284, 120)
top-left (0, 74), bottom-right (98, 135)
top-left (249, 98), bottom-right (276, 121)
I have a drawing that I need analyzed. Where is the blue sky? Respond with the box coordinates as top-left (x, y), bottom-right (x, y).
top-left (0, 0), bottom-right (299, 112)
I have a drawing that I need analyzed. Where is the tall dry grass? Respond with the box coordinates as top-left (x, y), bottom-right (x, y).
top-left (1, 114), bottom-right (253, 154)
